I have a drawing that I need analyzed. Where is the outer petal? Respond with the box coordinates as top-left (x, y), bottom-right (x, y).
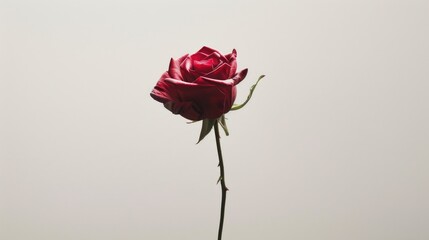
top-left (193, 76), bottom-right (235, 86)
top-left (232, 68), bottom-right (248, 85)
top-left (180, 56), bottom-right (195, 82)
top-left (226, 49), bottom-right (237, 78)
top-left (225, 49), bottom-right (237, 61)
top-left (176, 54), bottom-right (189, 64)
top-left (151, 78), bottom-right (207, 120)
top-left (151, 78), bottom-right (201, 120)
top-left (168, 58), bottom-right (183, 80)
top-left (150, 72), bottom-right (174, 103)
top-left (166, 77), bottom-right (235, 119)
top-left (163, 100), bottom-right (202, 121)
top-left (194, 76), bottom-right (236, 118)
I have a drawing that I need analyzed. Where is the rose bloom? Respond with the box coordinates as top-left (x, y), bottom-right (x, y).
top-left (150, 46), bottom-right (248, 121)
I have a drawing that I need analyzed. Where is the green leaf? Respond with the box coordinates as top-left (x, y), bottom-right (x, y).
top-left (197, 119), bottom-right (216, 143)
top-left (218, 115), bottom-right (229, 136)
top-left (231, 75), bottom-right (265, 111)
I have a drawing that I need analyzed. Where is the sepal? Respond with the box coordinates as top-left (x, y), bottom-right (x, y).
top-left (218, 115), bottom-right (229, 136)
top-left (231, 75), bottom-right (265, 111)
top-left (197, 119), bottom-right (216, 143)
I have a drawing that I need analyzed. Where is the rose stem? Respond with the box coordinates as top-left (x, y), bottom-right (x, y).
top-left (214, 120), bottom-right (228, 240)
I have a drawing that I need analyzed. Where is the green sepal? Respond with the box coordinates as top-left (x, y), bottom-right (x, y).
top-left (218, 115), bottom-right (229, 136)
top-left (197, 119), bottom-right (216, 143)
top-left (231, 75), bottom-right (265, 111)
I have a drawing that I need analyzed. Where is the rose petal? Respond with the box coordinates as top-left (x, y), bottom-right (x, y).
top-left (225, 49), bottom-right (237, 61)
top-left (232, 68), bottom-right (248, 85)
top-left (226, 49), bottom-right (237, 78)
top-left (228, 60), bottom-right (237, 78)
top-left (150, 72), bottom-right (176, 103)
top-left (204, 51), bottom-right (227, 63)
top-left (197, 46), bottom-right (218, 55)
top-left (193, 58), bottom-right (216, 73)
top-left (163, 101), bottom-right (202, 121)
top-left (190, 52), bottom-right (208, 61)
top-left (194, 76), bottom-right (236, 118)
top-left (177, 54), bottom-right (189, 64)
top-left (169, 54), bottom-right (189, 81)
top-left (168, 58), bottom-right (183, 80)
top-left (166, 77), bottom-right (235, 119)
top-left (180, 56), bottom-right (195, 82)
top-left (194, 76), bottom-right (235, 86)
top-left (204, 62), bottom-right (231, 80)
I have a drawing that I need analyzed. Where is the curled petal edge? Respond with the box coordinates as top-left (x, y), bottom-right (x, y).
top-left (232, 68), bottom-right (248, 85)
top-left (194, 76), bottom-right (235, 86)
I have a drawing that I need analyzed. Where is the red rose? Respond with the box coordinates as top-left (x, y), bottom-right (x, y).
top-left (150, 46), bottom-right (248, 121)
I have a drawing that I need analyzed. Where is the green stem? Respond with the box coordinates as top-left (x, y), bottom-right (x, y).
top-left (214, 120), bottom-right (228, 240)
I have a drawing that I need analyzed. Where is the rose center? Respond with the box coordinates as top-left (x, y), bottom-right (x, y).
top-left (193, 58), bottom-right (216, 73)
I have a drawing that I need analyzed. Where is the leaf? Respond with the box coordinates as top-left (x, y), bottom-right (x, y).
top-left (197, 119), bottom-right (216, 143)
top-left (218, 115), bottom-right (229, 136)
top-left (231, 75), bottom-right (265, 111)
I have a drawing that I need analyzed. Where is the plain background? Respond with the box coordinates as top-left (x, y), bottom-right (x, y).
top-left (1, 0), bottom-right (428, 239)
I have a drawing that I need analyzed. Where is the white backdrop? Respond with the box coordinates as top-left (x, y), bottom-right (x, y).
top-left (1, 0), bottom-right (428, 239)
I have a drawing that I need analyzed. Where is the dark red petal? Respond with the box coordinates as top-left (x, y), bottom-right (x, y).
top-left (167, 77), bottom-right (235, 119)
top-left (225, 49), bottom-right (237, 61)
top-left (204, 51), bottom-right (227, 63)
top-left (232, 68), bottom-right (248, 85)
top-left (180, 56), bottom-right (195, 82)
top-left (228, 60), bottom-right (237, 78)
top-left (163, 101), bottom-right (202, 121)
top-left (193, 58), bottom-right (216, 73)
top-left (194, 76), bottom-right (235, 86)
top-left (168, 58), bottom-right (183, 80)
top-left (194, 76), bottom-right (236, 118)
top-left (151, 78), bottom-right (208, 120)
top-left (177, 54), bottom-right (189, 64)
top-left (227, 49), bottom-right (238, 78)
top-left (197, 46), bottom-right (218, 55)
top-left (150, 72), bottom-right (175, 103)
top-left (204, 62), bottom-right (231, 80)
top-left (231, 85), bottom-right (237, 104)
top-left (190, 51), bottom-right (208, 61)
